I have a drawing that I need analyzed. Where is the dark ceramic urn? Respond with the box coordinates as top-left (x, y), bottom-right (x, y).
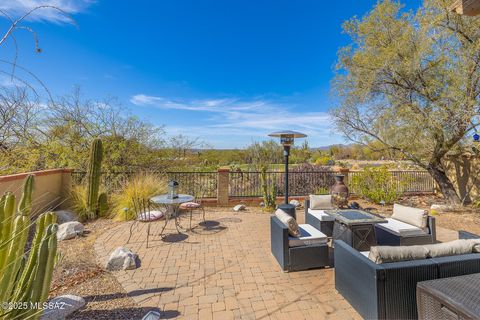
top-left (330, 174), bottom-right (349, 208)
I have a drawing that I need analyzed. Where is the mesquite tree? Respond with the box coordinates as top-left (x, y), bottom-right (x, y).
top-left (331, 0), bottom-right (480, 205)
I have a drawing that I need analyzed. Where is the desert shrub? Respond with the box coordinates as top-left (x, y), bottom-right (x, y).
top-left (315, 187), bottom-right (330, 195)
top-left (314, 154), bottom-right (335, 166)
top-left (70, 184), bottom-right (91, 221)
top-left (70, 184), bottom-right (109, 221)
top-left (351, 166), bottom-right (406, 204)
top-left (112, 173), bottom-right (167, 220)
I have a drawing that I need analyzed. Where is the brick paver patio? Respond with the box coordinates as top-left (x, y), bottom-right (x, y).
top-left (94, 208), bottom-right (457, 319)
top-left (94, 208), bottom-right (362, 319)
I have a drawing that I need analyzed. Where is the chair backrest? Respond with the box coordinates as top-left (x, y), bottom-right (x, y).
top-left (132, 197), bottom-right (153, 221)
top-left (187, 182), bottom-right (206, 205)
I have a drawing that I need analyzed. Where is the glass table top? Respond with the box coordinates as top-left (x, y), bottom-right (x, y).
top-left (150, 194), bottom-right (195, 205)
top-left (325, 209), bottom-right (387, 225)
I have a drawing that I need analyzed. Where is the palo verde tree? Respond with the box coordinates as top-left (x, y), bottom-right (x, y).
top-left (331, 0), bottom-right (480, 205)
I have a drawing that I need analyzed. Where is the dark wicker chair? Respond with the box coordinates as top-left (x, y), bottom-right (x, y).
top-left (270, 216), bottom-right (329, 272)
top-left (375, 216), bottom-right (436, 246)
top-left (334, 240), bottom-right (480, 320)
top-left (304, 198), bottom-right (335, 237)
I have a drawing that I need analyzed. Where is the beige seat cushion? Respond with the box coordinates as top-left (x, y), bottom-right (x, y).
top-left (275, 209), bottom-right (300, 237)
top-left (309, 195), bottom-right (333, 210)
top-left (424, 240), bottom-right (474, 258)
top-left (391, 204), bottom-right (428, 229)
top-left (288, 224), bottom-right (328, 247)
top-left (307, 208), bottom-right (335, 221)
top-left (368, 245), bottom-right (429, 264)
top-left (379, 218), bottom-right (429, 237)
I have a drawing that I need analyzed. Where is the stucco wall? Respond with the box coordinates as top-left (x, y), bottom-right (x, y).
top-left (0, 169), bottom-right (72, 214)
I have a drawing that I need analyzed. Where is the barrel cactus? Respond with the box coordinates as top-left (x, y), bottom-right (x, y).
top-left (0, 176), bottom-right (59, 320)
top-left (86, 138), bottom-right (104, 219)
top-left (97, 192), bottom-right (108, 217)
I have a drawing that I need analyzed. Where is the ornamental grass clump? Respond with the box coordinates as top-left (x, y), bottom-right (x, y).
top-left (112, 173), bottom-right (167, 221)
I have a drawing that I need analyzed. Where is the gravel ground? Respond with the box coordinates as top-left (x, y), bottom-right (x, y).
top-left (50, 219), bottom-right (152, 320)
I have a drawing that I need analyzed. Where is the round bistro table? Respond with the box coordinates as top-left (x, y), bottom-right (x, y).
top-left (150, 194), bottom-right (194, 238)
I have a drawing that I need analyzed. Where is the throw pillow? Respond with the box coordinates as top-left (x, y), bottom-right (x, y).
top-left (275, 209), bottom-right (300, 237)
top-left (309, 195), bottom-right (333, 210)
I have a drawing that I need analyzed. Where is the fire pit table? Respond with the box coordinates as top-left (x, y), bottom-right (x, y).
top-left (325, 209), bottom-right (387, 251)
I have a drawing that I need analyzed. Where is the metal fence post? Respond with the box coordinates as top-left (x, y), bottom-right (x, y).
top-left (217, 168), bottom-right (230, 205)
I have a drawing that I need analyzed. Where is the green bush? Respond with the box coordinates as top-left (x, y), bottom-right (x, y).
top-left (351, 166), bottom-right (407, 204)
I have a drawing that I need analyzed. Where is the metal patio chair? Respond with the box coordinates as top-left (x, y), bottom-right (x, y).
top-left (178, 185), bottom-right (206, 231)
top-left (127, 197), bottom-right (165, 248)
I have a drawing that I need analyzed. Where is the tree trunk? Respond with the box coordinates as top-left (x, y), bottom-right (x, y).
top-left (427, 164), bottom-right (461, 206)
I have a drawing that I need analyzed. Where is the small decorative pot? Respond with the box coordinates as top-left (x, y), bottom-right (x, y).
top-left (330, 174), bottom-right (349, 208)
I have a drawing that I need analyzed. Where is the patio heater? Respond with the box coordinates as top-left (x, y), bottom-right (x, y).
top-left (268, 130), bottom-right (307, 219)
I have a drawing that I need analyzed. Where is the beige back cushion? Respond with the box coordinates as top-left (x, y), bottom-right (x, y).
top-left (309, 195), bottom-right (333, 210)
top-left (369, 239), bottom-right (480, 264)
top-left (391, 204), bottom-right (428, 229)
top-left (368, 245), bottom-right (429, 264)
top-left (467, 239), bottom-right (480, 253)
top-left (275, 209), bottom-right (300, 237)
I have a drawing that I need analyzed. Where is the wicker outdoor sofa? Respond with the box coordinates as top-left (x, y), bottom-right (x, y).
top-left (334, 239), bottom-right (480, 320)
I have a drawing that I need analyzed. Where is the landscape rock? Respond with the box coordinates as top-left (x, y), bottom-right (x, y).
top-left (105, 247), bottom-right (138, 271)
top-left (289, 200), bottom-right (301, 208)
top-left (233, 204), bottom-right (246, 212)
top-left (430, 204), bottom-right (451, 213)
top-left (57, 221), bottom-right (84, 241)
top-left (40, 294), bottom-right (85, 320)
top-left (142, 311), bottom-right (161, 320)
top-left (54, 210), bottom-right (78, 224)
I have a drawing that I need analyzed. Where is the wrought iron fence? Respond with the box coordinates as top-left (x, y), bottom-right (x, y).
top-left (71, 171), bottom-right (218, 198)
top-left (71, 169), bottom-right (435, 200)
top-left (347, 170), bottom-right (435, 194)
top-left (229, 171), bottom-right (337, 197)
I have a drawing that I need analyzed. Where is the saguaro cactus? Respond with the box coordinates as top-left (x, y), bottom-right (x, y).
top-left (86, 138), bottom-right (104, 219)
top-left (0, 176), bottom-right (59, 320)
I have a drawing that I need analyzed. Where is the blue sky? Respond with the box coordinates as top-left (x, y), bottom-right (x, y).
top-left (0, 0), bottom-right (419, 148)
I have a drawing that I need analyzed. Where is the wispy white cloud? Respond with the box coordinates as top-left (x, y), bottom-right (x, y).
top-left (0, 0), bottom-right (94, 23)
top-left (131, 93), bottom-right (340, 148)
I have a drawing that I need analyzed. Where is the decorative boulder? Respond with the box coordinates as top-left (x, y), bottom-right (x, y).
top-left (142, 311), bottom-right (161, 320)
top-left (57, 221), bottom-right (84, 241)
top-left (105, 247), bottom-right (138, 271)
top-left (54, 210), bottom-right (78, 224)
top-left (233, 204), bottom-right (246, 212)
top-left (289, 200), bottom-right (301, 208)
top-left (40, 294), bottom-right (85, 320)
top-left (430, 204), bottom-right (451, 213)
